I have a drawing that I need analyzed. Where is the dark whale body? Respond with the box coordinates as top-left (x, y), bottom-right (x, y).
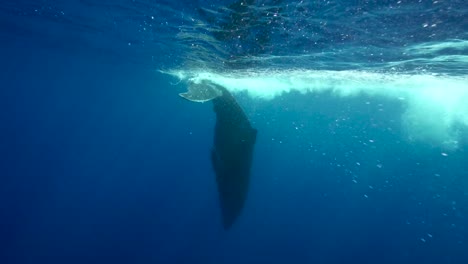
top-left (211, 86), bottom-right (257, 229)
top-left (180, 82), bottom-right (257, 229)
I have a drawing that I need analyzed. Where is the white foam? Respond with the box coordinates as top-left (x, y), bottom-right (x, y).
top-left (405, 39), bottom-right (468, 55)
top-left (166, 69), bottom-right (468, 149)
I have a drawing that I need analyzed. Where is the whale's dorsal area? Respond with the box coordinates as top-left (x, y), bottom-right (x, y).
top-left (179, 80), bottom-right (223, 103)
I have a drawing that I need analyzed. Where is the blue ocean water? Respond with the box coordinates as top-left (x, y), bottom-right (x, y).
top-left (1, 0), bottom-right (467, 263)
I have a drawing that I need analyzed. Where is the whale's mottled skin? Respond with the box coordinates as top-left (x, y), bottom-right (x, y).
top-left (179, 80), bottom-right (223, 103)
top-left (180, 81), bottom-right (257, 229)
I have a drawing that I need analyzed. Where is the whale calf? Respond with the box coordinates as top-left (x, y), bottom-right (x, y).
top-left (180, 81), bottom-right (257, 229)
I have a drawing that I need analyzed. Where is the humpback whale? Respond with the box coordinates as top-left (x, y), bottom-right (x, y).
top-left (180, 81), bottom-right (257, 229)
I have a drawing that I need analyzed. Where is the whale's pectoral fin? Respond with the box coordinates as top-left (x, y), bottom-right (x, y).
top-left (179, 80), bottom-right (223, 103)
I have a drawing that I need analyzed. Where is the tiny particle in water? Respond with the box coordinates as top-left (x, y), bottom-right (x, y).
top-left (356, 162), bottom-right (361, 166)
top-left (441, 152), bottom-right (448, 156)
top-left (363, 194), bottom-right (368, 198)
top-left (420, 238), bottom-right (426, 243)
top-left (352, 179), bottom-right (358, 183)
top-left (427, 233), bottom-right (433, 238)
top-left (369, 185), bottom-right (374, 189)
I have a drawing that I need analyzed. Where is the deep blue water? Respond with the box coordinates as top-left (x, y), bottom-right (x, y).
top-left (1, 0), bottom-right (467, 263)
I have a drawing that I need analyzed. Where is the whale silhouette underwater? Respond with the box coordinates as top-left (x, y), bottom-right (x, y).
top-left (180, 81), bottom-right (257, 229)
